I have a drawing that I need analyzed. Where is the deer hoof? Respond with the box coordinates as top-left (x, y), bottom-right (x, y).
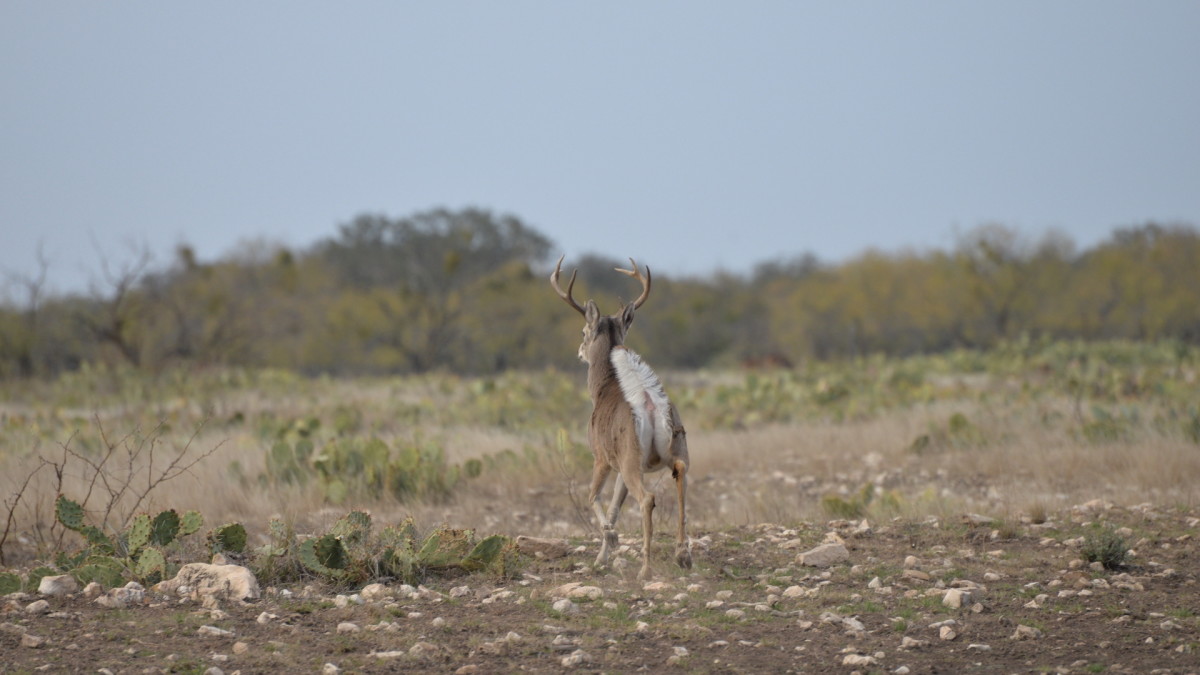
top-left (604, 530), bottom-right (619, 549)
top-left (675, 545), bottom-right (693, 569)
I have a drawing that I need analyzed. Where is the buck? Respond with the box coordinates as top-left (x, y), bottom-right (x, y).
top-left (550, 255), bottom-right (692, 579)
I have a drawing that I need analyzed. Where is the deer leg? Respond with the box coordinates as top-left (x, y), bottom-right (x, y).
top-left (618, 455), bottom-right (655, 580)
top-left (588, 459), bottom-right (615, 568)
top-left (672, 459), bottom-right (692, 569)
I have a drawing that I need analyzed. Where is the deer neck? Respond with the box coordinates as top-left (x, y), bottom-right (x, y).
top-left (585, 347), bottom-right (621, 403)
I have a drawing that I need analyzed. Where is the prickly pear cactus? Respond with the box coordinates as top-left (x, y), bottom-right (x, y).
top-left (460, 534), bottom-right (508, 572)
top-left (0, 571), bottom-right (20, 595)
top-left (180, 510), bottom-right (203, 537)
top-left (126, 514), bottom-right (152, 555)
top-left (54, 495), bottom-right (113, 553)
top-left (72, 557), bottom-right (125, 588)
top-left (298, 534), bottom-right (348, 579)
top-left (149, 510), bottom-right (181, 546)
top-left (135, 547), bottom-right (168, 582)
top-left (207, 523), bottom-right (248, 554)
top-left (55, 495), bottom-right (85, 531)
top-left (331, 510), bottom-right (372, 547)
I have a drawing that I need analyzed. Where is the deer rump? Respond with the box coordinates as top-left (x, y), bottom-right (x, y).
top-left (610, 346), bottom-right (674, 471)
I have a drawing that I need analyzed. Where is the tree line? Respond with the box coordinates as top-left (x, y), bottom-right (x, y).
top-left (2, 208), bottom-right (1198, 379)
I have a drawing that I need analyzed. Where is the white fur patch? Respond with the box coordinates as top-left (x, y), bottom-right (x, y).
top-left (610, 347), bottom-right (673, 467)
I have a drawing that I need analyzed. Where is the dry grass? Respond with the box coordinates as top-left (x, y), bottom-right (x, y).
top-left (3, 363), bottom-right (1199, 566)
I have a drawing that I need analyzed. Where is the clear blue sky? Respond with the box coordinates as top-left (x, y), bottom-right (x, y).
top-left (3, 2), bottom-right (1198, 294)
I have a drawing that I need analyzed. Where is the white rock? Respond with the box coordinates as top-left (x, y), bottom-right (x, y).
top-left (843, 654), bottom-right (876, 666)
top-left (552, 598), bottom-right (578, 614)
top-left (24, 599), bottom-right (50, 615)
top-left (562, 649), bottom-right (590, 667)
top-left (360, 584), bottom-right (391, 602)
top-left (155, 563), bottom-right (260, 604)
top-left (1010, 624), bottom-right (1044, 640)
top-left (900, 636), bottom-right (928, 649)
top-left (939, 626), bottom-right (957, 641)
top-left (336, 622), bottom-right (360, 634)
top-left (942, 588), bottom-right (971, 609)
top-left (38, 575), bottom-right (79, 597)
top-left (967, 643), bottom-right (992, 651)
top-left (796, 542), bottom-right (849, 568)
top-left (514, 535), bottom-right (573, 559)
top-left (21, 633), bottom-right (46, 648)
top-left (567, 585), bottom-right (604, 600)
top-left (322, 664), bottom-right (341, 675)
top-left (197, 625), bottom-right (234, 638)
top-left (725, 609), bottom-right (746, 620)
top-left (409, 641), bottom-right (439, 657)
top-left (449, 585), bottom-right (471, 598)
top-left (82, 582), bottom-right (104, 599)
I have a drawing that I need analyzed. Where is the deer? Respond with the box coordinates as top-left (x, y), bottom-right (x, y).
top-left (550, 255), bottom-right (692, 580)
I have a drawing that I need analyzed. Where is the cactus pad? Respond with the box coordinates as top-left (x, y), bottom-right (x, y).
top-left (149, 510), bottom-right (181, 546)
top-left (55, 495), bottom-right (85, 531)
top-left (180, 510), bottom-right (203, 536)
top-left (126, 514), bottom-right (152, 555)
top-left (207, 523), bottom-right (248, 554)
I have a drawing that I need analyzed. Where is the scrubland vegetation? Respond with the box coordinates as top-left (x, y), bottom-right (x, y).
top-left (3, 211), bottom-right (1200, 671)
top-left (2, 338), bottom-right (1197, 570)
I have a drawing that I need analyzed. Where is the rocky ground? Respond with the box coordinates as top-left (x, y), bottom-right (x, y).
top-left (2, 501), bottom-right (1198, 674)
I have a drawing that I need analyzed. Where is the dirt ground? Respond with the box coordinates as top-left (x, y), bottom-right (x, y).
top-left (2, 503), bottom-right (1198, 674)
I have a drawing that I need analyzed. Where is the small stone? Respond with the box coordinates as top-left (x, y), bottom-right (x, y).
top-left (21, 633), bottom-right (46, 648)
top-left (1010, 624), bottom-right (1043, 640)
top-left (232, 642), bottom-right (249, 655)
top-left (552, 598), bottom-right (578, 614)
top-left (903, 555), bottom-right (919, 568)
top-left (939, 626), bottom-right (957, 641)
top-left (336, 622), bottom-right (360, 634)
top-left (902, 569), bottom-right (931, 581)
top-left (409, 641), bottom-right (439, 657)
top-left (943, 588), bottom-right (971, 609)
top-left (321, 664), bottom-right (341, 675)
top-left (843, 654), bottom-right (877, 666)
top-left (514, 535), bottom-right (573, 559)
top-left (454, 666), bottom-right (479, 675)
top-left (900, 636), bottom-right (928, 649)
top-left (893, 667), bottom-right (911, 674)
top-left (796, 542), bottom-right (849, 567)
top-left (197, 625), bottom-right (234, 638)
top-left (967, 643), bottom-right (992, 651)
top-left (25, 599), bottom-right (50, 615)
top-left (562, 649), bottom-right (590, 667)
top-left (432, 617), bottom-right (447, 628)
top-left (256, 612), bottom-right (278, 624)
top-left (360, 583), bottom-right (391, 602)
top-left (725, 608), bottom-right (746, 619)
top-left (449, 585), bottom-right (471, 598)
top-left (643, 581), bottom-right (672, 592)
top-left (567, 585), bottom-right (603, 600)
top-left (82, 582), bottom-right (104, 599)
top-left (38, 575), bottom-right (79, 597)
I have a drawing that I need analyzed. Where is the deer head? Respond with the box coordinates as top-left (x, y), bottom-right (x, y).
top-left (550, 255), bottom-right (651, 365)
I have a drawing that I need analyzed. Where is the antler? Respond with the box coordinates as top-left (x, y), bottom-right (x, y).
top-left (615, 258), bottom-right (652, 309)
top-left (550, 255), bottom-right (585, 316)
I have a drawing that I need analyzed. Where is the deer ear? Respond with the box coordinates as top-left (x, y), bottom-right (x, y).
top-left (584, 300), bottom-right (600, 325)
top-left (621, 302), bottom-right (636, 328)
